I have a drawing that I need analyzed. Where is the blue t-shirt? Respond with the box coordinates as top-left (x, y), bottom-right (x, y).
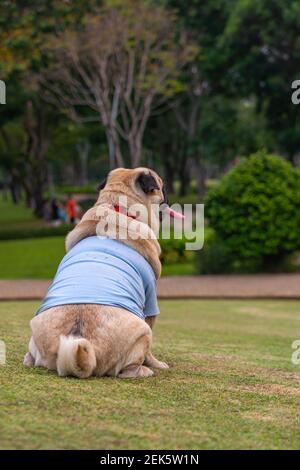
top-left (36, 236), bottom-right (159, 320)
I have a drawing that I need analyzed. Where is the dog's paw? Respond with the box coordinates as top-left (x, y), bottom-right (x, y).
top-left (155, 361), bottom-right (169, 370)
top-left (118, 364), bottom-right (154, 378)
top-left (23, 352), bottom-right (35, 367)
top-left (139, 365), bottom-right (154, 377)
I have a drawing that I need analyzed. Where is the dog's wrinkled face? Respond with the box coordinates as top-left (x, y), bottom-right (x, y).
top-left (96, 167), bottom-right (183, 234)
top-left (97, 167), bottom-right (168, 206)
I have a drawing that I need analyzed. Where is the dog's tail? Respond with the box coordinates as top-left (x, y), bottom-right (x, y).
top-left (57, 335), bottom-right (96, 379)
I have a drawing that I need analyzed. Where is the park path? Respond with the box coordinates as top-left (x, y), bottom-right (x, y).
top-left (0, 273), bottom-right (300, 300)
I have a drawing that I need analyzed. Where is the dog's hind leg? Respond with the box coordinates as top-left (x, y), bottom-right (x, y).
top-left (23, 337), bottom-right (36, 367)
top-left (118, 327), bottom-right (153, 379)
top-left (144, 316), bottom-right (169, 369)
top-left (23, 337), bottom-right (45, 368)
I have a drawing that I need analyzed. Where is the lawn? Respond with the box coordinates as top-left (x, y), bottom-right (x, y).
top-left (0, 196), bottom-right (196, 277)
top-left (0, 237), bottom-right (66, 279)
top-left (0, 236), bottom-right (195, 278)
top-left (0, 197), bottom-right (44, 231)
top-left (0, 299), bottom-right (300, 450)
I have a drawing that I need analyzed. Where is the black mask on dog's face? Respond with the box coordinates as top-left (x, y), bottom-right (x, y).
top-left (136, 171), bottom-right (169, 204)
top-left (136, 172), bottom-right (159, 194)
top-left (135, 171), bottom-right (169, 223)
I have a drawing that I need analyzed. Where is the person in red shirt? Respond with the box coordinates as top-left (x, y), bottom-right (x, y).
top-left (66, 195), bottom-right (76, 224)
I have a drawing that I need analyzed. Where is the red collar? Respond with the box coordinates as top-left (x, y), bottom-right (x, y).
top-left (114, 205), bottom-right (137, 220)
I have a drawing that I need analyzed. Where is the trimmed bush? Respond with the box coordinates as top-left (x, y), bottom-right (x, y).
top-left (203, 151), bottom-right (300, 272)
top-left (195, 234), bottom-right (232, 274)
top-left (0, 224), bottom-right (72, 241)
top-left (160, 236), bottom-right (193, 264)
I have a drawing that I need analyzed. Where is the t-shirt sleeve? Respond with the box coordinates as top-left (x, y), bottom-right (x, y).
top-left (144, 279), bottom-right (160, 317)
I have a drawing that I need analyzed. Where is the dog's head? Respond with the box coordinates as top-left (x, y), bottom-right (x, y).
top-left (97, 167), bottom-right (167, 203)
top-left (96, 167), bottom-right (170, 233)
top-left (66, 167), bottom-right (183, 276)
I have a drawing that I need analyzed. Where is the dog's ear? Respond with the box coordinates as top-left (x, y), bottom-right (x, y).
top-left (96, 178), bottom-right (107, 193)
top-left (136, 172), bottom-right (159, 194)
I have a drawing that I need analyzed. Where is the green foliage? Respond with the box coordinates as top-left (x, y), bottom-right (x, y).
top-left (0, 224), bottom-right (72, 241)
top-left (0, 237), bottom-right (66, 279)
top-left (160, 236), bottom-right (192, 264)
top-left (161, 261), bottom-right (195, 276)
top-left (204, 151), bottom-right (300, 272)
top-left (221, 0), bottom-right (300, 161)
top-left (196, 95), bottom-right (238, 166)
top-left (1, 0), bottom-right (300, 222)
top-left (56, 184), bottom-right (97, 195)
top-left (196, 235), bottom-right (232, 275)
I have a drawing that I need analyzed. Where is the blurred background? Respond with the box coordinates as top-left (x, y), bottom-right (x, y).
top-left (0, 0), bottom-right (299, 279)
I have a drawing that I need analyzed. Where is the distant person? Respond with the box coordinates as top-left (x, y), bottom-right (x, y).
top-left (51, 198), bottom-right (61, 226)
top-left (57, 201), bottom-right (67, 223)
top-left (43, 200), bottom-right (52, 222)
top-left (66, 194), bottom-right (76, 224)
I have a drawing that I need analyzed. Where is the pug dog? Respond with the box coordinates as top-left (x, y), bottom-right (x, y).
top-left (23, 167), bottom-right (184, 379)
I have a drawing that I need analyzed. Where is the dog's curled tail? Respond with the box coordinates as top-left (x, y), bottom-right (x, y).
top-left (57, 335), bottom-right (96, 379)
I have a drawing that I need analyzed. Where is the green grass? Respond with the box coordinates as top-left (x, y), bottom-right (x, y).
top-left (0, 197), bottom-right (44, 231)
top-left (0, 197), bottom-right (34, 223)
top-left (1, 299), bottom-right (300, 449)
top-left (0, 236), bottom-right (194, 278)
top-left (0, 196), bottom-right (72, 242)
top-left (162, 261), bottom-right (195, 276)
top-left (0, 237), bottom-right (66, 279)
top-left (0, 195), bottom-right (195, 277)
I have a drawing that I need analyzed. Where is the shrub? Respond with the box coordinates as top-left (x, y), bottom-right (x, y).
top-left (0, 224), bottom-right (72, 241)
top-left (203, 151), bottom-right (300, 272)
top-left (56, 184), bottom-right (98, 195)
top-left (195, 234), bottom-right (233, 274)
top-left (159, 236), bottom-right (193, 264)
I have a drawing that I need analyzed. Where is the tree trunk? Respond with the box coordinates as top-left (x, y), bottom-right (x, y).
top-left (129, 133), bottom-right (142, 168)
top-left (192, 158), bottom-right (206, 200)
top-left (164, 165), bottom-right (174, 194)
top-left (287, 152), bottom-right (296, 166)
top-left (162, 141), bottom-right (175, 193)
top-left (79, 152), bottom-right (88, 186)
top-left (179, 153), bottom-right (190, 196)
top-left (47, 163), bottom-right (55, 196)
top-left (107, 130), bottom-right (116, 169)
top-left (76, 141), bottom-right (90, 186)
top-left (106, 128), bottom-right (124, 169)
top-left (32, 186), bottom-right (45, 218)
top-left (23, 100), bottom-right (49, 217)
top-left (9, 176), bottom-right (19, 204)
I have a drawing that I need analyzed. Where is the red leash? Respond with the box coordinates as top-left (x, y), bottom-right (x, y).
top-left (114, 205), bottom-right (137, 220)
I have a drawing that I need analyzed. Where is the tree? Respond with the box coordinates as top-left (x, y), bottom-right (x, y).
top-left (168, 0), bottom-right (300, 197)
top-left (41, 0), bottom-right (197, 168)
top-left (0, 0), bottom-right (102, 212)
top-left (221, 0), bottom-right (300, 164)
top-left (173, 63), bottom-right (208, 197)
top-left (168, 0), bottom-right (234, 197)
top-left (205, 152), bottom-right (300, 272)
top-left (0, 98), bottom-right (52, 216)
